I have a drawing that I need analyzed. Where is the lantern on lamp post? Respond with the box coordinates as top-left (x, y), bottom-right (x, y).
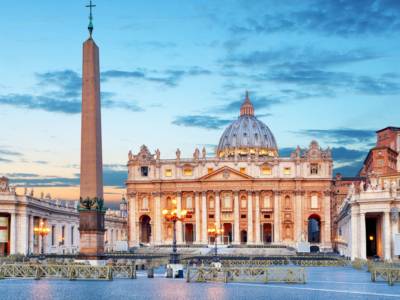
top-left (208, 223), bottom-right (224, 261)
top-left (34, 220), bottom-right (50, 255)
top-left (162, 198), bottom-right (190, 264)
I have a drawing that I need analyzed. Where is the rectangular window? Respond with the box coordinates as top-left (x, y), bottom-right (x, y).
top-left (186, 197), bottom-right (193, 209)
top-left (208, 214), bottom-right (214, 219)
top-left (263, 196), bottom-right (271, 208)
top-left (311, 195), bottom-right (318, 209)
top-left (140, 166), bottom-right (149, 177)
top-left (264, 214), bottom-right (270, 219)
top-left (142, 197), bottom-right (149, 210)
top-left (223, 196), bottom-right (231, 209)
top-left (262, 166), bottom-right (272, 175)
top-left (51, 225), bottom-right (56, 246)
top-left (207, 168), bottom-right (214, 174)
top-left (310, 164), bottom-right (318, 175)
top-left (283, 167), bottom-right (291, 175)
top-left (183, 168), bottom-right (193, 176)
top-left (165, 169), bottom-right (172, 177)
top-left (241, 214), bottom-right (247, 219)
top-left (240, 167), bottom-right (246, 174)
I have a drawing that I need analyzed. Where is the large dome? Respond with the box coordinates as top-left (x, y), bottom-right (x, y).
top-left (216, 92), bottom-right (278, 158)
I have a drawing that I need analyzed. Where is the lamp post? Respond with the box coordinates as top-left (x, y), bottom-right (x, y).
top-left (162, 199), bottom-right (190, 264)
top-left (34, 220), bottom-right (50, 255)
top-left (208, 223), bottom-right (224, 262)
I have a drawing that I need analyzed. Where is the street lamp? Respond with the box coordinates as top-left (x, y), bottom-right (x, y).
top-left (34, 220), bottom-right (50, 255)
top-left (162, 199), bottom-right (190, 264)
top-left (208, 223), bottom-right (224, 262)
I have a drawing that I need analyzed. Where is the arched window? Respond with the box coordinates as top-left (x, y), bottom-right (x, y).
top-left (241, 196), bottom-right (247, 209)
top-left (308, 215), bottom-right (321, 243)
top-left (285, 196), bottom-right (290, 209)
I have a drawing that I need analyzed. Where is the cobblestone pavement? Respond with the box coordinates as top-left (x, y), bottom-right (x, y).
top-left (0, 267), bottom-right (399, 300)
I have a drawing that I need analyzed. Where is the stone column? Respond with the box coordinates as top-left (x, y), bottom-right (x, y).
top-left (360, 213), bottom-right (366, 259)
top-left (234, 191), bottom-right (240, 244)
top-left (255, 192), bottom-right (261, 244)
top-left (29, 215), bottom-right (34, 255)
top-left (295, 191), bottom-right (302, 242)
top-left (247, 191), bottom-right (253, 244)
top-left (215, 191), bottom-right (221, 243)
top-left (350, 208), bottom-right (359, 260)
top-left (392, 211), bottom-right (399, 257)
top-left (19, 214), bottom-right (29, 255)
top-left (384, 211), bottom-right (392, 260)
top-left (324, 192), bottom-right (332, 248)
top-left (128, 193), bottom-right (137, 247)
top-left (273, 192), bottom-right (281, 243)
top-left (154, 193), bottom-right (161, 245)
top-left (195, 192), bottom-right (201, 244)
top-left (201, 192), bottom-right (208, 244)
top-left (176, 192), bottom-right (183, 243)
top-left (10, 213), bottom-right (17, 255)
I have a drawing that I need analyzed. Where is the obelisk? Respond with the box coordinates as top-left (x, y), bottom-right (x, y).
top-left (78, 1), bottom-right (105, 260)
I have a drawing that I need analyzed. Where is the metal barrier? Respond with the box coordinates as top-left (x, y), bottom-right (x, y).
top-left (371, 267), bottom-right (400, 286)
top-left (186, 266), bottom-right (306, 284)
top-left (0, 264), bottom-right (136, 281)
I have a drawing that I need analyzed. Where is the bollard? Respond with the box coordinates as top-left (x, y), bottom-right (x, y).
top-left (166, 267), bottom-right (173, 278)
top-left (147, 268), bottom-right (154, 278)
top-left (34, 265), bottom-right (41, 280)
top-left (186, 268), bottom-right (190, 282)
top-left (107, 266), bottom-right (113, 281)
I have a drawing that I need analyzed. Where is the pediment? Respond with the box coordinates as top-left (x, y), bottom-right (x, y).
top-left (200, 166), bottom-right (253, 181)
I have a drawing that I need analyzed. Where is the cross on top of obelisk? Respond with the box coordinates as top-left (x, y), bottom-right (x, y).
top-left (86, 0), bottom-right (96, 37)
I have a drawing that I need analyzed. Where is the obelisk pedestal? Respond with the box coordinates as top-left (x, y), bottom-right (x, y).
top-left (78, 36), bottom-right (105, 261)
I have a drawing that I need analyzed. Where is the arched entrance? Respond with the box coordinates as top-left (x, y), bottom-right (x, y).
top-left (240, 230), bottom-right (247, 244)
top-left (262, 223), bottom-right (272, 243)
top-left (223, 223), bottom-right (232, 244)
top-left (308, 214), bottom-right (321, 243)
top-left (139, 215), bottom-right (151, 244)
top-left (184, 223), bottom-right (194, 244)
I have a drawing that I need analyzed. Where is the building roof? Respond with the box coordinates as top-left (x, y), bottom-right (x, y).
top-left (376, 126), bottom-right (400, 133)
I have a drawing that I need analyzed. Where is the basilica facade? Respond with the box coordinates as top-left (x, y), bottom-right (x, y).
top-left (126, 94), bottom-right (333, 251)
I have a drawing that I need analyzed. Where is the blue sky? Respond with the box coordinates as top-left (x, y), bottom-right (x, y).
top-left (0, 0), bottom-right (399, 206)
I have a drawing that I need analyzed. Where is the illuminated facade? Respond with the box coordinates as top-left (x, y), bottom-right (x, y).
top-left (126, 94), bottom-right (333, 251)
top-left (336, 127), bottom-right (400, 260)
top-left (0, 177), bottom-right (127, 256)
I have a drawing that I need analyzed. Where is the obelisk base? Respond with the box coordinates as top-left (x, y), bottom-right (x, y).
top-left (78, 210), bottom-right (106, 260)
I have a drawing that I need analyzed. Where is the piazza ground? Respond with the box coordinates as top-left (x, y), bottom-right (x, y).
top-left (1, 267), bottom-right (399, 300)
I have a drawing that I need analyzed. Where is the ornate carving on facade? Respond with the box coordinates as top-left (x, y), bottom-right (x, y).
top-left (79, 197), bottom-right (105, 212)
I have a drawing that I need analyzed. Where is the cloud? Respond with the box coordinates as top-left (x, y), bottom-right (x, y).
top-left (231, 1), bottom-right (400, 37)
top-left (0, 94), bottom-right (81, 114)
top-left (0, 158), bottom-right (12, 163)
top-left (223, 47), bottom-right (399, 95)
top-left (102, 66), bottom-right (212, 87)
top-left (0, 70), bottom-right (144, 114)
top-left (333, 162), bottom-right (364, 177)
top-left (226, 48), bottom-right (380, 68)
top-left (295, 128), bottom-right (376, 145)
top-left (5, 165), bottom-right (127, 188)
top-left (172, 115), bottom-right (232, 130)
top-left (0, 148), bottom-right (23, 157)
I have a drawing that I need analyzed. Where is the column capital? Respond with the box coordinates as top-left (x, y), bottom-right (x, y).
top-left (152, 192), bottom-right (161, 197)
top-left (273, 190), bottom-right (281, 196)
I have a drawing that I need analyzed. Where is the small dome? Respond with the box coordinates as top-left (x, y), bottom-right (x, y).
top-left (216, 92), bottom-right (278, 157)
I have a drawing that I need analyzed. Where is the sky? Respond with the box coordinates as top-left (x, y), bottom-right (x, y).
top-left (0, 0), bottom-right (399, 208)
